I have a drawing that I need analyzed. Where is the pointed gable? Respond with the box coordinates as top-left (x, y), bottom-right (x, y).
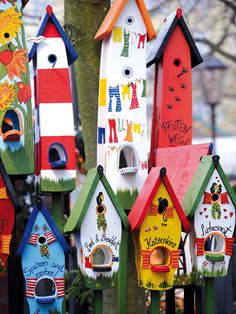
top-left (64, 166), bottom-right (130, 233)
top-left (16, 197), bottom-right (70, 256)
top-left (155, 143), bottom-right (212, 203)
top-left (128, 167), bottom-right (190, 232)
top-left (28, 5), bottom-right (77, 65)
top-left (147, 7), bottom-right (202, 68)
top-left (182, 155), bottom-right (236, 218)
top-left (95, 0), bottom-right (156, 41)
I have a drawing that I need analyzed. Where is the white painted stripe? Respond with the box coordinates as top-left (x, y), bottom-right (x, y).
top-left (39, 103), bottom-right (75, 136)
top-left (41, 169), bottom-right (76, 181)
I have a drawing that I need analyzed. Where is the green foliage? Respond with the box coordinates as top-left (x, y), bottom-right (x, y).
top-left (65, 268), bottom-right (93, 312)
top-left (174, 273), bottom-right (193, 286)
top-left (145, 280), bottom-right (156, 289)
top-left (41, 178), bottom-right (76, 192)
top-left (116, 189), bottom-right (139, 209)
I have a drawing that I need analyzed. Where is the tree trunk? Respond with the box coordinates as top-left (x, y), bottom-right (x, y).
top-left (64, 0), bottom-right (110, 170)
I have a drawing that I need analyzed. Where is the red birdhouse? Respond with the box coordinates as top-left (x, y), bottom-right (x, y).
top-left (147, 8), bottom-right (202, 168)
top-left (0, 157), bottom-right (17, 275)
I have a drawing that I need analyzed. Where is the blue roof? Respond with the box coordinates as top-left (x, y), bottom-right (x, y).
top-left (28, 5), bottom-right (78, 65)
top-left (16, 197), bottom-right (70, 256)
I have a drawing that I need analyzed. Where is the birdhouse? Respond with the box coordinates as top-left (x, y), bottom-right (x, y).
top-left (28, 5), bottom-right (78, 192)
top-left (0, 157), bottom-right (18, 275)
top-left (147, 8), bottom-right (203, 167)
top-left (182, 155), bottom-right (236, 278)
top-left (128, 167), bottom-right (190, 290)
top-left (95, 0), bottom-right (156, 209)
top-left (64, 166), bottom-right (130, 290)
top-left (0, 0), bottom-right (34, 175)
top-left (155, 143), bottom-right (212, 285)
top-left (16, 197), bottom-right (70, 314)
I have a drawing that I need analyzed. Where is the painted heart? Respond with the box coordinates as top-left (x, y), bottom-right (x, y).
top-left (223, 209), bottom-right (227, 212)
top-left (204, 208), bottom-right (207, 211)
top-left (224, 216), bottom-right (228, 219)
top-left (205, 215), bottom-right (208, 219)
top-left (230, 212), bottom-right (234, 218)
top-left (199, 211), bottom-right (203, 215)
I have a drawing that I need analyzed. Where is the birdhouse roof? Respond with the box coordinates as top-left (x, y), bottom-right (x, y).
top-left (128, 167), bottom-right (190, 232)
top-left (147, 7), bottom-right (202, 68)
top-left (95, 0), bottom-right (156, 41)
top-left (16, 197), bottom-right (70, 256)
top-left (64, 166), bottom-right (130, 233)
top-left (0, 157), bottom-right (18, 210)
top-left (182, 155), bottom-right (236, 218)
top-left (156, 143), bottom-right (213, 203)
top-left (28, 5), bottom-right (78, 65)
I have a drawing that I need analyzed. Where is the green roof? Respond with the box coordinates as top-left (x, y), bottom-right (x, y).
top-left (64, 166), bottom-right (130, 233)
top-left (181, 155), bottom-right (236, 218)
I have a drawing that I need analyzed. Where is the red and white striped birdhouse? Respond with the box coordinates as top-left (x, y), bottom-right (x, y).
top-left (29, 5), bottom-right (78, 192)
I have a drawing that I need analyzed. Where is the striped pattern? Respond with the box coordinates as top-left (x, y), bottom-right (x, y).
top-left (148, 205), bottom-right (158, 216)
top-left (26, 278), bottom-right (37, 298)
top-left (1, 235), bottom-right (12, 255)
top-left (166, 206), bottom-right (174, 218)
top-left (45, 231), bottom-right (56, 244)
top-left (171, 249), bottom-right (181, 268)
top-left (221, 192), bottom-right (229, 204)
top-left (141, 250), bottom-right (150, 269)
top-left (54, 278), bottom-right (65, 298)
top-left (225, 238), bottom-right (235, 256)
top-left (203, 192), bottom-right (211, 204)
top-left (28, 234), bottom-right (39, 245)
top-left (0, 187), bottom-right (7, 199)
top-left (195, 238), bottom-right (204, 256)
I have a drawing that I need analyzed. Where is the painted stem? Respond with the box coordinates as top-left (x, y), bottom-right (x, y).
top-left (150, 290), bottom-right (160, 314)
top-left (118, 230), bottom-right (128, 314)
top-left (205, 277), bottom-right (215, 314)
top-left (94, 290), bottom-right (103, 314)
top-left (52, 193), bottom-right (63, 233)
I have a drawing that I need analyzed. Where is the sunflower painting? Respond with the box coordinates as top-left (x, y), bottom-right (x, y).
top-left (0, 0), bottom-right (34, 176)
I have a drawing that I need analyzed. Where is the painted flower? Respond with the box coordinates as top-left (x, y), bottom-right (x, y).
top-left (202, 261), bottom-right (208, 267)
top-left (0, 6), bottom-right (22, 44)
top-left (0, 80), bottom-right (14, 110)
top-left (6, 49), bottom-right (28, 80)
top-left (17, 82), bottom-right (31, 103)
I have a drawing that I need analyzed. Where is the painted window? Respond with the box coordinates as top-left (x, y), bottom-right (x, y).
top-left (35, 277), bottom-right (56, 304)
top-left (149, 247), bottom-right (171, 273)
top-left (48, 143), bottom-right (68, 169)
top-left (117, 144), bottom-right (139, 174)
top-left (91, 245), bottom-right (113, 272)
top-left (0, 109), bottom-right (22, 142)
top-left (204, 233), bottom-right (225, 254)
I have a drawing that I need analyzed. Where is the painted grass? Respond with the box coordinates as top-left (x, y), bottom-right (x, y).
top-left (1, 146), bottom-right (34, 175)
top-left (41, 177), bottom-right (76, 192)
top-left (83, 272), bottom-right (118, 290)
top-left (116, 189), bottom-right (138, 209)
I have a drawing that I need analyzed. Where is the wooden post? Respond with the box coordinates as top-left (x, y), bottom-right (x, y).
top-left (166, 288), bottom-right (175, 314)
top-left (184, 286), bottom-right (194, 314)
top-left (118, 230), bottom-right (128, 314)
top-left (150, 290), bottom-right (160, 314)
top-left (205, 278), bottom-right (215, 314)
top-left (94, 290), bottom-right (103, 314)
top-left (52, 193), bottom-right (63, 232)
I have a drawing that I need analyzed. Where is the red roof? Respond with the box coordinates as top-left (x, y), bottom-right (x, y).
top-left (95, 0), bottom-right (156, 41)
top-left (128, 167), bottom-right (190, 232)
top-left (156, 143), bottom-right (212, 203)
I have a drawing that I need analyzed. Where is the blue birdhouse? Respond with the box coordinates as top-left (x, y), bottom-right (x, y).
top-left (16, 197), bottom-right (70, 314)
